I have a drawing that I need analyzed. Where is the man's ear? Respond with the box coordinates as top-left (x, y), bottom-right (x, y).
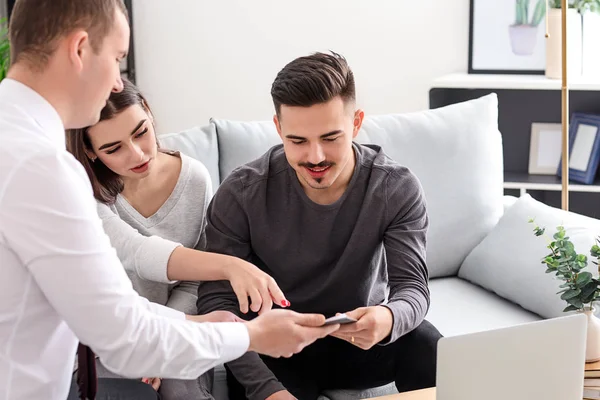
top-left (352, 109), bottom-right (365, 139)
top-left (66, 30), bottom-right (90, 73)
top-left (273, 114), bottom-right (283, 140)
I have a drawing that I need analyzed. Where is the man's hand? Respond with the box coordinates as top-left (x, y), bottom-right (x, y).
top-left (330, 306), bottom-right (394, 350)
top-left (266, 390), bottom-right (297, 400)
top-left (186, 311), bottom-right (244, 323)
top-left (245, 309), bottom-right (340, 358)
top-left (224, 257), bottom-right (290, 315)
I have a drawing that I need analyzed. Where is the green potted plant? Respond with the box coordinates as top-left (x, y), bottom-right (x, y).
top-left (510, 0), bottom-right (547, 56)
top-left (530, 220), bottom-right (600, 361)
top-left (549, 0), bottom-right (600, 13)
top-left (0, 18), bottom-right (9, 82)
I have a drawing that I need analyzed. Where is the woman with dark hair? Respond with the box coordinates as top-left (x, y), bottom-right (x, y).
top-left (66, 79), bottom-right (290, 399)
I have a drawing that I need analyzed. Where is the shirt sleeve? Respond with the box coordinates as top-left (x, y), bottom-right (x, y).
top-left (197, 173), bottom-right (286, 400)
top-left (0, 151), bottom-right (249, 379)
top-left (97, 202), bottom-right (180, 284)
top-left (380, 168), bottom-right (431, 345)
top-left (146, 299), bottom-right (186, 320)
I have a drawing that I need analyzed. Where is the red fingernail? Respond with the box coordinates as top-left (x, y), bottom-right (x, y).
top-left (281, 300), bottom-right (290, 307)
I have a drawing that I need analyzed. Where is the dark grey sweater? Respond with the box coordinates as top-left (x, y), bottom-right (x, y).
top-left (197, 143), bottom-right (430, 400)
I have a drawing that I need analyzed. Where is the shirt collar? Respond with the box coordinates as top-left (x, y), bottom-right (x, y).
top-left (0, 78), bottom-right (66, 149)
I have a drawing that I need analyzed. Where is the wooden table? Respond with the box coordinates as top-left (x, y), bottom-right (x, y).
top-left (365, 387), bottom-right (435, 400)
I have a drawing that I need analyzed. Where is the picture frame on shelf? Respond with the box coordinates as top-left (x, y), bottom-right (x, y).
top-left (528, 122), bottom-right (563, 175)
top-left (557, 113), bottom-right (600, 185)
top-left (468, 0), bottom-right (546, 75)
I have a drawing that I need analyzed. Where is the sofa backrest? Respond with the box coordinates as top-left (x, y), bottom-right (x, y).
top-left (158, 123), bottom-right (221, 191)
top-left (158, 93), bottom-right (504, 278)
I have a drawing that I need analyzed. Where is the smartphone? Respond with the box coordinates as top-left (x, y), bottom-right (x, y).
top-left (323, 313), bottom-right (357, 326)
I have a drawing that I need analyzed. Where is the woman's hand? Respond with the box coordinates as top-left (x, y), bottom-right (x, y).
top-left (225, 258), bottom-right (290, 315)
top-left (166, 248), bottom-right (289, 315)
top-left (142, 377), bottom-right (161, 391)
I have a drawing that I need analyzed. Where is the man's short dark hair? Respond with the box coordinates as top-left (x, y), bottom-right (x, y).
top-left (271, 51), bottom-right (356, 117)
top-left (9, 0), bottom-right (128, 69)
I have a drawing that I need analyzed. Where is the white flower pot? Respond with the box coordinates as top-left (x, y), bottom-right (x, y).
top-left (584, 308), bottom-right (600, 363)
top-left (545, 8), bottom-right (582, 79)
top-left (509, 25), bottom-right (541, 56)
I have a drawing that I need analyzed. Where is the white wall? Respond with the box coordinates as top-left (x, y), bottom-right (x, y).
top-left (132, 0), bottom-right (469, 134)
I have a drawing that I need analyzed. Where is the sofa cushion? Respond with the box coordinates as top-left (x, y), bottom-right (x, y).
top-left (427, 277), bottom-right (541, 337)
top-left (458, 194), bottom-right (600, 319)
top-left (355, 94), bottom-right (503, 278)
top-left (212, 118), bottom-right (281, 181)
top-left (158, 125), bottom-right (221, 190)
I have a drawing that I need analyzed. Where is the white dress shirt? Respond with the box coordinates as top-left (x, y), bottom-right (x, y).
top-left (0, 78), bottom-right (250, 400)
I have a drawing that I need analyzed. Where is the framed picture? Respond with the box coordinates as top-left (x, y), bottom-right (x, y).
top-left (529, 123), bottom-right (563, 175)
top-left (469, 0), bottom-right (546, 74)
top-left (557, 113), bottom-right (600, 185)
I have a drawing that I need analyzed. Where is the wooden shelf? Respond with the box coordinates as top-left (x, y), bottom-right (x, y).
top-left (431, 73), bottom-right (600, 91)
top-left (504, 172), bottom-right (600, 193)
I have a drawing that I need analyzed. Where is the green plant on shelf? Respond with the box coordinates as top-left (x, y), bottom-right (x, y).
top-left (549, 0), bottom-right (600, 13)
top-left (516, 0), bottom-right (547, 26)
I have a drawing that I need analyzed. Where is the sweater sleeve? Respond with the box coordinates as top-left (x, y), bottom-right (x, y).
top-left (96, 202), bottom-right (181, 284)
top-left (380, 168), bottom-right (430, 345)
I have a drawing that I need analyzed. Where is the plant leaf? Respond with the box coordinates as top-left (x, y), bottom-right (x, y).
top-left (580, 281), bottom-right (598, 304)
top-left (558, 266), bottom-right (571, 274)
top-left (567, 298), bottom-right (584, 309)
top-left (561, 288), bottom-right (582, 300)
top-left (577, 272), bottom-right (593, 286)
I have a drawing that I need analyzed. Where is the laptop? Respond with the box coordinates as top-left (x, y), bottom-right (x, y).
top-left (436, 313), bottom-right (587, 400)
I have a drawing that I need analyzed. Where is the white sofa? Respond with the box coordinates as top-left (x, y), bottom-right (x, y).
top-left (158, 93), bottom-right (600, 399)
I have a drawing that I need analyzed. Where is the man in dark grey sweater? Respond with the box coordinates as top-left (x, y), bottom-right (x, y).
top-left (197, 51), bottom-right (442, 400)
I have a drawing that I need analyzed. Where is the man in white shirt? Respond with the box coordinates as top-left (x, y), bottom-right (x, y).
top-left (0, 1), bottom-right (340, 399)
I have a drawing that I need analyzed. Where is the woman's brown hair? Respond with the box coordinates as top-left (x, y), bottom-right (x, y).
top-left (66, 78), bottom-right (156, 204)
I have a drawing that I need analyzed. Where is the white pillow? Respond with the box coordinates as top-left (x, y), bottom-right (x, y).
top-left (458, 194), bottom-right (600, 319)
top-left (356, 93), bottom-right (504, 278)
